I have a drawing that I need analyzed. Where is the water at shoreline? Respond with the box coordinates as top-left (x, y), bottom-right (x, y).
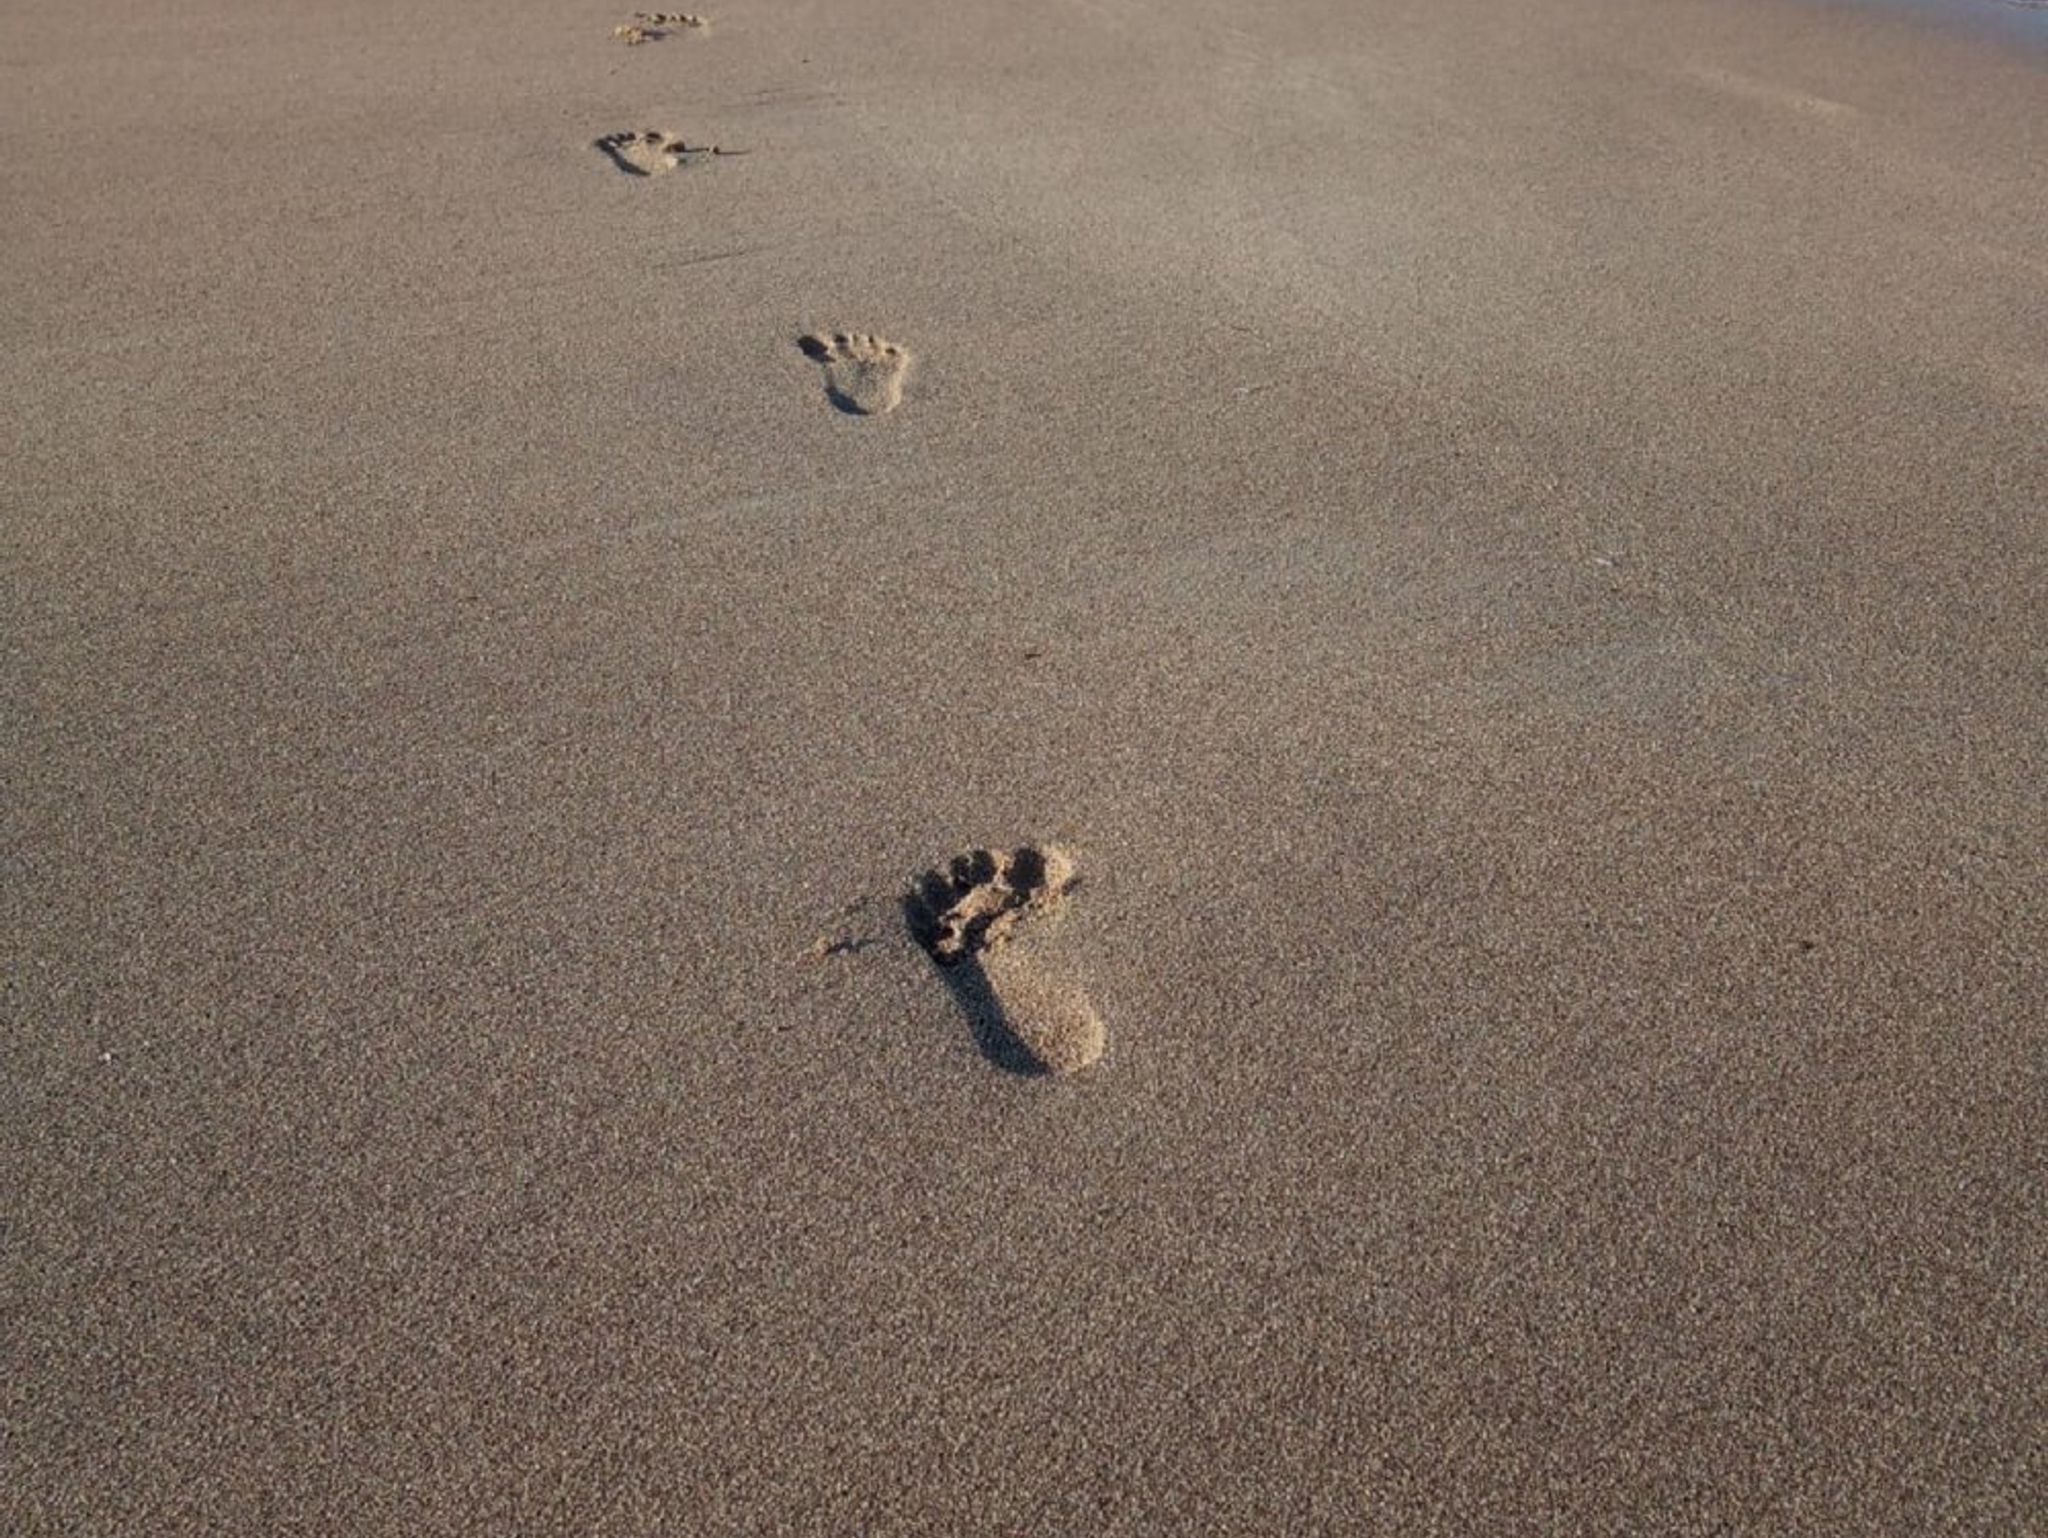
top-left (1840, 0), bottom-right (2048, 47)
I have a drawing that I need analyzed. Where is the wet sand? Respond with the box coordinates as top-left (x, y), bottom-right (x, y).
top-left (5, 0), bottom-right (2043, 1531)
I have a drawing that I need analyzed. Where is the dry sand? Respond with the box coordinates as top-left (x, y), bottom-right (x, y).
top-left (5, 0), bottom-right (2044, 1531)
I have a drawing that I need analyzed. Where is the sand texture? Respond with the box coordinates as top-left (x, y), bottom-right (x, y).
top-left (5, 0), bottom-right (2044, 1532)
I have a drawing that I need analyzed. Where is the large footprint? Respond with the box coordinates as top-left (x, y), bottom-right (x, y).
top-left (595, 130), bottom-right (742, 177)
top-left (798, 332), bottom-right (910, 416)
top-left (906, 846), bottom-right (1105, 1076)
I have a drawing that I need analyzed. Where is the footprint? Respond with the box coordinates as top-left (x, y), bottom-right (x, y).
top-left (798, 332), bottom-right (910, 416)
top-left (595, 130), bottom-right (743, 177)
top-left (905, 846), bottom-right (1105, 1076)
top-left (614, 12), bottom-right (709, 43)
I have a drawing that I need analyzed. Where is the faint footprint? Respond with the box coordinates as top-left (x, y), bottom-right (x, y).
top-left (614, 12), bottom-right (709, 43)
top-left (798, 332), bottom-right (910, 416)
top-left (906, 846), bottom-right (1105, 1076)
top-left (595, 130), bottom-right (745, 176)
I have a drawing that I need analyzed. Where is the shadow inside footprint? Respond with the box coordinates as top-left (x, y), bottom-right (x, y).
top-left (904, 847), bottom-right (1090, 1077)
top-left (902, 881), bottom-right (1048, 1076)
top-left (903, 920), bottom-right (1049, 1074)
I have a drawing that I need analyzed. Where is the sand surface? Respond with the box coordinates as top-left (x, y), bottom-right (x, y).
top-left (5, 0), bottom-right (2044, 1531)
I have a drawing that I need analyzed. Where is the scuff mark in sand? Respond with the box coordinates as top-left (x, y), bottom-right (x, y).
top-left (1684, 65), bottom-right (1858, 121)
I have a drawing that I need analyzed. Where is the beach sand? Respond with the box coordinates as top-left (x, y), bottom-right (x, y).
top-left (5, 0), bottom-right (2043, 1531)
